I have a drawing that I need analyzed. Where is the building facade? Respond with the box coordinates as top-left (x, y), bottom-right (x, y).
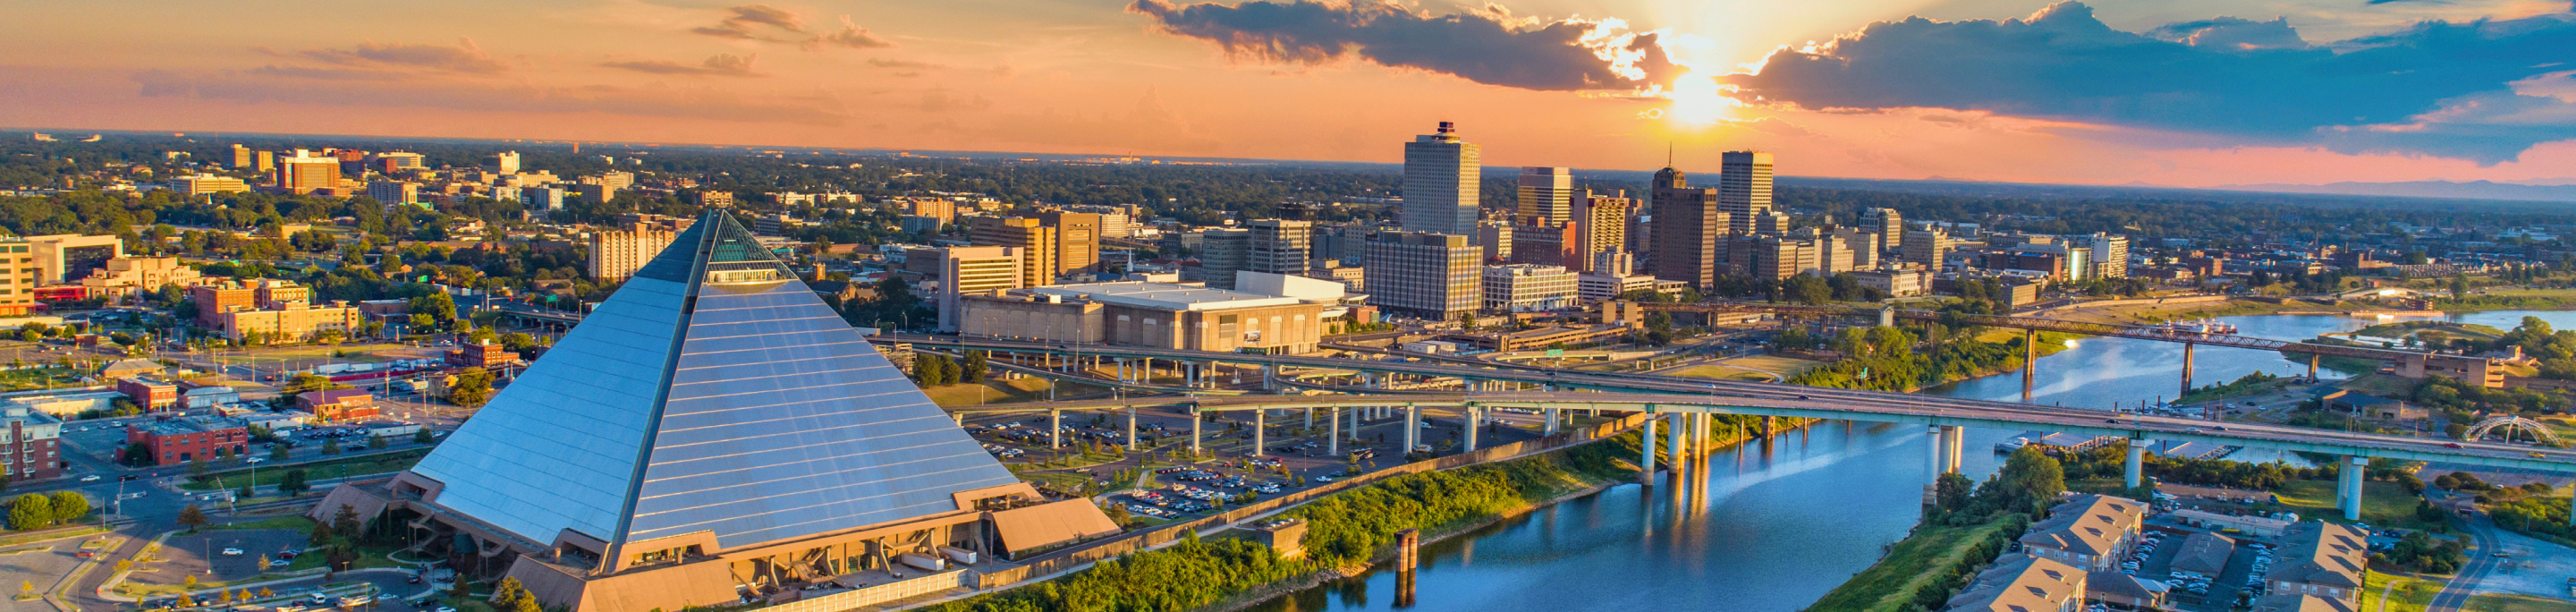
top-left (1648, 167), bottom-right (1725, 290)
top-left (299, 389), bottom-right (381, 422)
top-left (0, 409), bottom-right (61, 480)
top-left (126, 415), bottom-right (248, 465)
top-left (1363, 232), bottom-right (1479, 321)
top-left (587, 224), bottom-right (678, 282)
top-left (961, 283), bottom-right (1326, 353)
top-left (933, 245), bottom-right (1024, 333)
top-left (1482, 265), bottom-right (1578, 312)
top-left (968, 217), bottom-right (1059, 288)
top-left (1401, 122), bottom-right (1479, 236)
top-left (1514, 166), bottom-right (1573, 225)
top-left (1718, 151), bottom-right (1775, 234)
top-left (1245, 220), bottom-right (1311, 280)
top-left (2265, 522), bottom-right (2369, 602)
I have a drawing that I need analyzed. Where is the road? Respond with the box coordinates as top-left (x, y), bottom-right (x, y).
top-left (2428, 514), bottom-right (2505, 612)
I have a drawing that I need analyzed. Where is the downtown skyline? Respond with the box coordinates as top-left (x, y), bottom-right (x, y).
top-left (2, 0), bottom-right (2572, 190)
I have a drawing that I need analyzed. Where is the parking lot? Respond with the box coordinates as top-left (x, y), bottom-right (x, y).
top-left (132, 529), bottom-right (309, 588)
top-left (0, 540), bottom-right (93, 612)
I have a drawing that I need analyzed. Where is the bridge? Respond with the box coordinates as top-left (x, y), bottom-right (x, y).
top-left (1615, 302), bottom-right (2491, 396)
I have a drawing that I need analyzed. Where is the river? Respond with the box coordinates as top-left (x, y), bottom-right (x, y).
top-left (1246, 310), bottom-right (2576, 612)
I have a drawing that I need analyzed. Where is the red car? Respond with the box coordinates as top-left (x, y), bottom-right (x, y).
top-left (2444, 442), bottom-right (2463, 448)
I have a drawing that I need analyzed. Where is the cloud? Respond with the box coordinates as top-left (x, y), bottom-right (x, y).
top-left (243, 65), bottom-right (406, 81)
top-left (131, 69), bottom-right (844, 125)
top-left (1724, 2), bottom-right (2576, 163)
top-left (294, 38), bottom-right (508, 74)
top-left (804, 15), bottom-right (895, 49)
top-left (867, 58), bottom-right (943, 70)
top-left (601, 54), bottom-right (764, 76)
top-left (693, 4), bottom-right (807, 39)
top-left (1126, 0), bottom-right (1677, 91)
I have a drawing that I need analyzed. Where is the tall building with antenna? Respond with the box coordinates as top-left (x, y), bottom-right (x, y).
top-left (1402, 122), bottom-right (1479, 237)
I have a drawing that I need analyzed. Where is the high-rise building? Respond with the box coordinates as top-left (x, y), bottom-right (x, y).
top-left (1401, 122), bottom-right (1479, 236)
top-left (487, 151), bottom-right (521, 175)
top-left (1648, 166), bottom-right (1726, 290)
top-left (1576, 191), bottom-right (1634, 272)
top-left (2088, 233), bottom-right (2131, 279)
top-left (522, 186), bottom-right (566, 211)
top-left (275, 149), bottom-right (341, 194)
top-left (935, 245), bottom-right (1025, 332)
top-left (1830, 226), bottom-right (1880, 270)
top-left (26, 234), bottom-right (121, 285)
top-left (1509, 220), bottom-right (1580, 269)
top-left (254, 150), bottom-right (275, 173)
top-left (1313, 223), bottom-right (1373, 266)
top-left (574, 183), bottom-right (615, 205)
top-left (1483, 264), bottom-right (1578, 312)
top-left (968, 217), bottom-right (1059, 287)
top-left (1756, 211), bottom-right (1790, 234)
top-left (1902, 225), bottom-right (1954, 269)
top-left (375, 152), bottom-right (427, 174)
top-left (1719, 151), bottom-right (1775, 234)
top-left (171, 174), bottom-right (250, 196)
top-left (368, 181), bottom-right (419, 206)
top-left (0, 237), bottom-right (34, 316)
top-left (1726, 234), bottom-right (1826, 280)
top-left (1195, 228), bottom-right (1249, 288)
top-left (229, 144), bottom-right (250, 169)
top-left (1860, 208), bottom-right (1903, 259)
top-left (1475, 221), bottom-right (1513, 262)
top-left (1363, 232), bottom-right (1479, 321)
top-left (587, 223), bottom-right (677, 281)
top-left (323, 212), bottom-right (1109, 612)
top-left (1246, 219), bottom-right (1311, 279)
top-left (1038, 210), bottom-right (1102, 275)
top-left (1514, 166), bottom-right (1574, 225)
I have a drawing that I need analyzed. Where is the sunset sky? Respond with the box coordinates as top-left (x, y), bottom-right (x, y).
top-left (2, 0), bottom-right (2572, 187)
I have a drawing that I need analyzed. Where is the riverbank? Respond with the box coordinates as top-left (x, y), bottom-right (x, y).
top-left (1790, 329), bottom-right (2078, 393)
top-left (1806, 514), bottom-right (2029, 612)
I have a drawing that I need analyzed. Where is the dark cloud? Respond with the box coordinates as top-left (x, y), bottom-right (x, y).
top-left (694, 4), bottom-right (807, 39)
top-left (295, 38), bottom-right (507, 74)
top-left (601, 54), bottom-right (763, 77)
top-left (803, 15), bottom-right (895, 49)
top-left (1726, 2), bottom-right (2576, 163)
top-left (1126, 0), bottom-right (1676, 90)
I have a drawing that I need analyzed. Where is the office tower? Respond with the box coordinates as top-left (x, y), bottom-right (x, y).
top-left (905, 199), bottom-right (953, 221)
top-left (1475, 221), bottom-right (1513, 262)
top-left (1860, 208), bottom-right (1903, 254)
top-left (1756, 211), bottom-right (1790, 234)
top-left (275, 150), bottom-right (341, 194)
top-left (1514, 166), bottom-right (1574, 225)
top-left (1648, 166), bottom-right (1726, 290)
top-left (1402, 122), bottom-right (1479, 236)
top-left (367, 181), bottom-right (419, 206)
top-left (1038, 210), bottom-right (1102, 275)
top-left (968, 217), bottom-right (1058, 287)
top-left (487, 151), bottom-right (521, 175)
top-left (1509, 220), bottom-right (1580, 269)
top-left (1247, 219), bottom-right (1311, 278)
top-left (1313, 223), bottom-right (1370, 265)
top-left (1902, 225), bottom-right (1953, 268)
top-left (1719, 151), bottom-right (1775, 234)
top-left (1363, 232), bottom-right (1480, 321)
top-left (936, 245), bottom-right (1025, 332)
top-left (586, 223), bottom-right (677, 282)
top-left (1830, 226), bottom-right (1880, 269)
top-left (254, 150), bottom-right (275, 173)
top-left (1727, 234), bottom-right (1822, 280)
top-left (1196, 228), bottom-right (1249, 288)
top-left (377, 212), bottom-right (1101, 612)
top-left (1593, 251), bottom-right (1635, 276)
top-left (1576, 191), bottom-right (1634, 272)
top-left (2088, 233), bottom-right (2131, 278)
top-left (229, 144), bottom-right (250, 168)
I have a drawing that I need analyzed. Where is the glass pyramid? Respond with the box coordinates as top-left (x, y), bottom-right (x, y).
top-left (407, 210), bottom-right (1018, 552)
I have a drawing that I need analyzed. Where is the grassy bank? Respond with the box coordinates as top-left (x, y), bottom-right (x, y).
top-left (2464, 592), bottom-right (2576, 612)
top-left (2274, 480), bottom-right (2447, 531)
top-left (2360, 572), bottom-right (2441, 612)
top-left (1806, 514), bottom-right (2027, 612)
top-left (920, 431), bottom-right (1645, 612)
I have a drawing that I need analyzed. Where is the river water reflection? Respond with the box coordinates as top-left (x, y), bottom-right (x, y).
top-left (1247, 310), bottom-right (2576, 612)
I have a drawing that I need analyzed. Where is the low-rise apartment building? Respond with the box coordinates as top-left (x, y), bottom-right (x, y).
top-left (2017, 494), bottom-right (2147, 572)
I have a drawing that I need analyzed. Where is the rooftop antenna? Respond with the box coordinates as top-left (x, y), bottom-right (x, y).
top-left (1666, 142), bottom-right (1674, 167)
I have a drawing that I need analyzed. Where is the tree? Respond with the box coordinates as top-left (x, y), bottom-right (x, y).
top-left (1987, 446), bottom-right (2066, 514)
top-left (447, 370), bottom-right (495, 408)
top-left (121, 441), bottom-right (155, 466)
top-left (367, 435), bottom-right (388, 450)
top-left (257, 555), bottom-right (272, 572)
top-left (174, 504), bottom-right (208, 532)
top-left (331, 503), bottom-right (362, 540)
top-left (47, 491), bottom-right (86, 524)
top-left (279, 470), bottom-right (310, 494)
top-left (960, 351), bottom-right (989, 384)
top-left (269, 444), bottom-right (290, 463)
top-left (320, 438), bottom-right (341, 455)
top-left (493, 578), bottom-right (543, 612)
top-left (413, 428), bottom-right (435, 445)
top-left (8, 494), bottom-right (51, 531)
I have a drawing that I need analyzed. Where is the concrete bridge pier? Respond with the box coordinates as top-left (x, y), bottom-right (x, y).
top-left (1126, 406), bottom-right (1138, 450)
top-left (2125, 439), bottom-right (2149, 489)
top-left (1943, 426), bottom-right (1963, 473)
top-left (2307, 353), bottom-right (2319, 381)
top-left (1464, 405), bottom-right (1483, 452)
top-left (2021, 328), bottom-right (2038, 402)
top-left (1304, 408), bottom-right (1315, 429)
top-left (1878, 307), bottom-right (1895, 327)
top-left (1350, 404), bottom-right (1361, 441)
top-left (1544, 407), bottom-right (1562, 435)
top-left (1049, 410), bottom-right (1063, 449)
top-left (2339, 455), bottom-right (2364, 521)
top-left (1190, 407), bottom-right (1201, 455)
top-left (1404, 404), bottom-right (1420, 454)
top-left (2181, 343), bottom-right (2197, 396)
top-left (1667, 412), bottom-right (1689, 467)
top-left (1329, 407), bottom-right (1342, 455)
top-left (1252, 410), bottom-right (1267, 456)
top-left (1640, 411), bottom-right (1659, 485)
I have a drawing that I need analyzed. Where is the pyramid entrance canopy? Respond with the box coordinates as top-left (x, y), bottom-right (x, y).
top-left (407, 210), bottom-right (1018, 554)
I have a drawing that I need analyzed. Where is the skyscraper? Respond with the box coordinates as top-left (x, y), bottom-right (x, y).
top-left (1514, 166), bottom-right (1573, 225)
top-left (2087, 233), bottom-right (2131, 279)
top-left (1720, 151), bottom-right (1775, 234)
top-left (487, 150), bottom-right (521, 175)
top-left (1648, 166), bottom-right (1725, 290)
top-left (586, 222), bottom-right (676, 282)
top-left (1860, 208), bottom-right (1903, 258)
top-left (1196, 228), bottom-right (1250, 288)
top-left (1402, 122), bottom-right (1479, 236)
top-left (229, 144), bottom-right (250, 168)
top-left (275, 149), bottom-right (341, 194)
top-left (936, 245), bottom-right (1025, 332)
top-left (1246, 219), bottom-right (1311, 278)
top-left (1576, 191), bottom-right (1635, 271)
top-left (1902, 225), bottom-right (1953, 268)
top-left (1038, 210), bottom-right (1102, 275)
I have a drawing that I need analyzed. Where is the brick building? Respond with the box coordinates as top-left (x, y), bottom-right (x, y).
top-left (445, 342), bottom-right (519, 368)
top-left (0, 408), bottom-right (64, 480)
top-left (115, 376), bottom-right (179, 410)
top-left (125, 415), bottom-right (249, 465)
top-left (298, 389), bottom-right (379, 422)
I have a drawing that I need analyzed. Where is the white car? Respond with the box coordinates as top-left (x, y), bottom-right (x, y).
top-left (220, 548), bottom-right (243, 556)
top-left (245, 457), bottom-right (267, 463)
top-left (79, 475), bottom-right (100, 482)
